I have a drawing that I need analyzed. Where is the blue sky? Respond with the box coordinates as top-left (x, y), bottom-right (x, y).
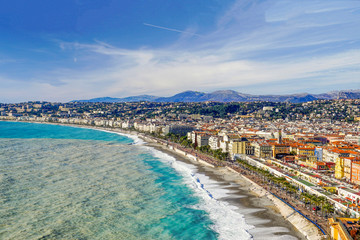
top-left (0, 0), bottom-right (359, 102)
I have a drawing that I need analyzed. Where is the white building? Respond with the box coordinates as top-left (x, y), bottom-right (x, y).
top-left (209, 135), bottom-right (220, 150)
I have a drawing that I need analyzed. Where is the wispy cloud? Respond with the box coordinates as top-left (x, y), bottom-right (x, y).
top-left (143, 23), bottom-right (202, 37)
top-left (33, 39), bottom-right (359, 100)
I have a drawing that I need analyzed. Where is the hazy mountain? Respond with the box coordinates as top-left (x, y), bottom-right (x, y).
top-left (72, 89), bottom-right (360, 103)
top-left (72, 95), bottom-right (159, 103)
top-left (72, 97), bottom-right (121, 103)
top-left (206, 90), bottom-right (250, 102)
top-left (246, 93), bottom-right (318, 103)
top-left (314, 89), bottom-right (360, 100)
top-left (119, 95), bottom-right (159, 102)
top-left (155, 91), bottom-right (207, 102)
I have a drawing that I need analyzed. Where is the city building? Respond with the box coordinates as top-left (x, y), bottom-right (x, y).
top-left (329, 217), bottom-right (359, 240)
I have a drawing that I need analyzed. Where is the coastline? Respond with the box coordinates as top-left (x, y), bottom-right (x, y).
top-left (141, 137), bottom-right (309, 239)
top-left (2, 121), bottom-right (323, 239)
top-left (137, 133), bottom-right (325, 239)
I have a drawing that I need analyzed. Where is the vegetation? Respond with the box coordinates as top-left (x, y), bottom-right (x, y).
top-left (197, 146), bottom-right (229, 161)
top-left (2, 99), bottom-right (359, 122)
top-left (237, 159), bottom-right (335, 217)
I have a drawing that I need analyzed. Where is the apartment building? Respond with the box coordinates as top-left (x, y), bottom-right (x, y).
top-left (351, 161), bottom-right (360, 185)
top-left (208, 135), bottom-right (220, 150)
top-left (271, 143), bottom-right (290, 158)
top-left (253, 141), bottom-right (272, 158)
top-left (196, 133), bottom-right (210, 147)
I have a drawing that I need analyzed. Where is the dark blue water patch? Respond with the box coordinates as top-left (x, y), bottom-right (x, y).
top-left (139, 153), bottom-right (218, 240)
top-left (0, 121), bottom-right (132, 143)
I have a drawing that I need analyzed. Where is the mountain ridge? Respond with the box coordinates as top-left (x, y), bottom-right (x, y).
top-left (71, 89), bottom-right (360, 103)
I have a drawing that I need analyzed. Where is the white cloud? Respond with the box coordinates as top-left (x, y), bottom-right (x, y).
top-left (23, 41), bottom-right (359, 101)
top-left (2, 0), bottom-right (360, 102)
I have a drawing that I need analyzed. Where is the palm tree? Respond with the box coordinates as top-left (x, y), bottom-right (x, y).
top-left (309, 195), bottom-right (319, 212)
top-left (317, 196), bottom-right (326, 216)
top-left (323, 203), bottom-right (334, 217)
top-left (301, 192), bottom-right (311, 207)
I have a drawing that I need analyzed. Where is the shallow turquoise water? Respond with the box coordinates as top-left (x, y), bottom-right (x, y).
top-left (0, 121), bottom-right (133, 143)
top-left (0, 122), bottom-right (217, 240)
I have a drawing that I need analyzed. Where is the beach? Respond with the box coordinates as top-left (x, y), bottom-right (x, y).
top-left (145, 140), bottom-right (308, 240)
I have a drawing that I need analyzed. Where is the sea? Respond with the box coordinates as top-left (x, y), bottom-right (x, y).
top-left (0, 121), bottom-right (304, 240)
top-left (0, 121), bottom-right (255, 240)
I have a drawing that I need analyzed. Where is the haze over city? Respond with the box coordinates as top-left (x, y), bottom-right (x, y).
top-left (1, 0), bottom-right (360, 102)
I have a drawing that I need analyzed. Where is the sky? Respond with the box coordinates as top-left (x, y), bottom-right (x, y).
top-left (0, 0), bottom-right (360, 102)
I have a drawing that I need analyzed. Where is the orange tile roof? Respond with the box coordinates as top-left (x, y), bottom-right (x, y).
top-left (298, 147), bottom-right (315, 150)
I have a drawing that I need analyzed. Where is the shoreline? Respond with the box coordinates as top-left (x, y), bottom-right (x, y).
top-left (137, 133), bottom-right (325, 239)
top-left (2, 120), bottom-right (323, 239)
top-left (146, 141), bottom-right (307, 239)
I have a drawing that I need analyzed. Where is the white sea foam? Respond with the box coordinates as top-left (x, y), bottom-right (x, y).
top-left (110, 131), bottom-right (144, 145)
top-left (145, 146), bottom-right (254, 240)
top-left (85, 127), bottom-right (145, 145)
top-left (194, 173), bottom-right (243, 199)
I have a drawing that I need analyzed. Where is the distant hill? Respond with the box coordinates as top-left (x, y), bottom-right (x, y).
top-left (72, 89), bottom-right (360, 103)
top-left (72, 95), bottom-right (159, 103)
top-left (155, 91), bottom-right (207, 102)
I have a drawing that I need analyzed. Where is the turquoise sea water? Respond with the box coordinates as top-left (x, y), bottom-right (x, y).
top-left (0, 122), bottom-right (218, 239)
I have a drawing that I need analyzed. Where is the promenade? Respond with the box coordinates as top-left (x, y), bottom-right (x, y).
top-left (231, 163), bottom-right (329, 235)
